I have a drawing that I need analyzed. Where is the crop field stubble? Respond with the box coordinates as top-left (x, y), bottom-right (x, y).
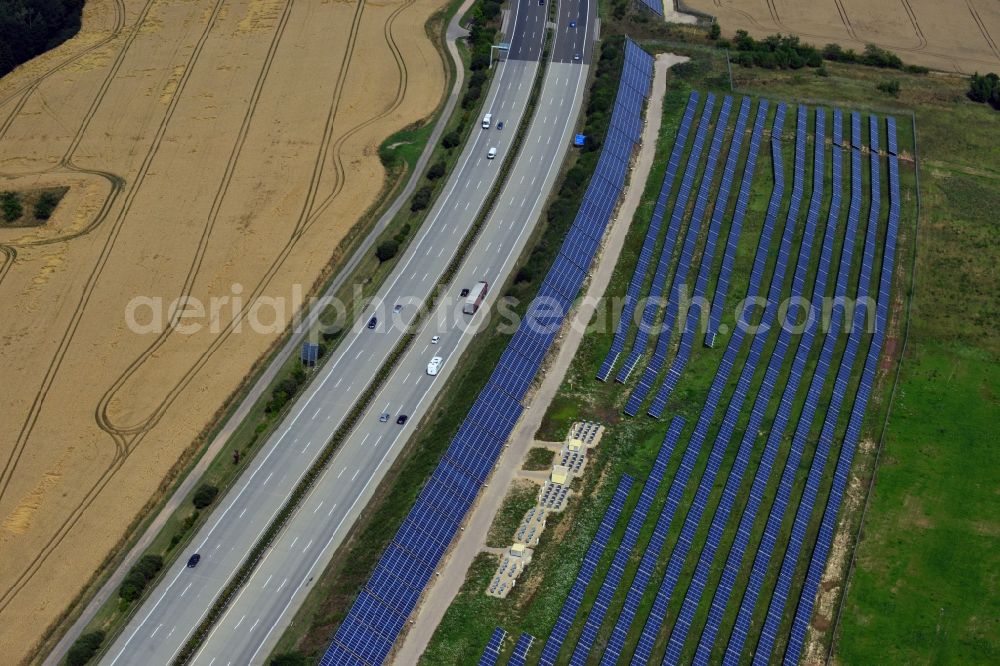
top-left (682, 0), bottom-right (1000, 74)
top-left (0, 0), bottom-right (448, 661)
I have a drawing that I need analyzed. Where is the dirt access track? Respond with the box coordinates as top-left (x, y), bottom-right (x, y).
top-left (0, 0), bottom-right (446, 661)
top-left (683, 0), bottom-right (1000, 74)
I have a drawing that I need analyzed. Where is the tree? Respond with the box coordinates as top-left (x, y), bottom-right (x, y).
top-left (270, 654), bottom-right (309, 666)
top-left (442, 130), bottom-right (461, 149)
top-left (376, 240), bottom-right (399, 262)
top-left (410, 185), bottom-right (432, 212)
top-left (33, 190), bottom-right (61, 220)
top-left (67, 630), bottom-right (105, 666)
top-left (708, 22), bottom-right (721, 40)
top-left (968, 72), bottom-right (1000, 107)
top-left (427, 161), bottom-right (446, 181)
top-left (876, 79), bottom-right (901, 97)
top-left (1, 191), bottom-right (22, 223)
top-left (192, 484), bottom-right (219, 509)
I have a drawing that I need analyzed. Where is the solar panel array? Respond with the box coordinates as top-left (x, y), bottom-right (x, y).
top-left (624, 95), bottom-right (736, 413)
top-left (783, 116), bottom-right (900, 665)
top-left (690, 107), bottom-right (848, 664)
top-left (616, 93), bottom-right (716, 383)
top-left (704, 99), bottom-right (769, 347)
top-left (628, 103), bottom-right (805, 664)
top-left (539, 475), bottom-right (633, 665)
top-left (598, 418), bottom-right (687, 666)
top-left (645, 103), bottom-right (829, 663)
top-left (722, 112), bottom-right (877, 664)
top-left (320, 39), bottom-right (655, 666)
top-left (597, 93), bottom-right (699, 381)
top-left (748, 114), bottom-right (886, 665)
top-left (477, 627), bottom-right (507, 666)
top-left (509, 632), bottom-right (535, 666)
top-left (567, 420), bottom-right (682, 665)
top-left (640, 95), bottom-right (753, 414)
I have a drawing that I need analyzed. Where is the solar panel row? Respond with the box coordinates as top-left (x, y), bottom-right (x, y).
top-left (509, 632), bottom-right (535, 666)
top-left (628, 103), bottom-right (805, 665)
top-left (749, 115), bottom-right (886, 665)
top-left (705, 98), bottom-right (769, 347)
top-left (637, 0), bottom-right (664, 17)
top-left (597, 418), bottom-right (687, 666)
top-left (596, 93), bottom-right (700, 381)
top-left (567, 418), bottom-right (684, 665)
top-left (721, 112), bottom-right (875, 664)
top-left (616, 93), bottom-right (717, 383)
top-left (642, 95), bottom-right (755, 414)
top-left (690, 107), bottom-right (848, 664)
top-left (477, 627), bottom-right (507, 666)
top-left (321, 39), bottom-right (655, 666)
top-left (656, 104), bottom-right (831, 663)
top-left (783, 118), bottom-right (900, 665)
top-left (538, 475), bottom-right (634, 665)
top-left (624, 95), bottom-right (736, 414)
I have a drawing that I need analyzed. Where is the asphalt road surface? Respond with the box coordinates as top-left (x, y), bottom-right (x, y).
top-left (103, 0), bottom-right (594, 663)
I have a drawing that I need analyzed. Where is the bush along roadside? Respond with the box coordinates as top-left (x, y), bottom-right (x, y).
top-left (172, 14), bottom-right (555, 666)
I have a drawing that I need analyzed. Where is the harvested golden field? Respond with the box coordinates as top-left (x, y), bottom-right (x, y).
top-left (684, 0), bottom-right (1000, 73)
top-left (0, 0), bottom-right (446, 661)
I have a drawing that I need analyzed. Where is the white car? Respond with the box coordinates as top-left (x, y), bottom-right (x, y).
top-left (430, 335), bottom-right (440, 344)
top-left (487, 147), bottom-right (497, 159)
top-left (426, 356), bottom-right (443, 376)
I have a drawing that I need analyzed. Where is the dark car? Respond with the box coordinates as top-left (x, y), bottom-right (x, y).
top-left (367, 316), bottom-right (377, 329)
top-left (379, 412), bottom-right (390, 423)
top-left (396, 414), bottom-right (408, 425)
top-left (569, 20), bottom-right (576, 28)
top-left (573, 52), bottom-right (582, 61)
top-left (460, 288), bottom-right (470, 297)
top-left (497, 121), bottom-right (504, 130)
top-left (187, 554), bottom-right (201, 568)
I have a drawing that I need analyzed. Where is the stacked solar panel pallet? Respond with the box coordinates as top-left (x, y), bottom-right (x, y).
top-left (528, 104), bottom-right (901, 666)
top-left (319, 39), bottom-right (656, 666)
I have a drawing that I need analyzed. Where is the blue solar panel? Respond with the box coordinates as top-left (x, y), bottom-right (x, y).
top-left (568, 419), bottom-right (680, 664)
top-left (749, 115), bottom-right (893, 666)
top-left (720, 112), bottom-right (879, 665)
top-left (478, 627), bottom-right (507, 666)
top-left (597, 418), bottom-right (685, 666)
top-left (705, 98), bottom-right (769, 347)
top-left (321, 39), bottom-right (656, 666)
top-left (509, 632), bottom-right (535, 666)
top-left (598, 93), bottom-right (699, 380)
top-left (625, 95), bottom-right (734, 413)
top-left (782, 126), bottom-right (899, 665)
top-left (617, 93), bottom-right (716, 383)
top-left (539, 475), bottom-right (634, 665)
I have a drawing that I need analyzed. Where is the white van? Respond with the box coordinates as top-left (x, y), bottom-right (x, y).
top-left (481, 113), bottom-right (492, 129)
top-left (427, 356), bottom-right (443, 376)
top-left (487, 147), bottom-right (497, 159)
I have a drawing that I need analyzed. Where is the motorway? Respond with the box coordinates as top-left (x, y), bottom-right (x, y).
top-left (103, 0), bottom-right (594, 663)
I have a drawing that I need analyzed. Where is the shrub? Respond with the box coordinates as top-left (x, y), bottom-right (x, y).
top-left (117, 554), bottom-right (163, 602)
top-left (816, 65), bottom-right (829, 77)
top-left (876, 79), bottom-right (901, 97)
top-left (708, 22), bottom-right (721, 40)
top-left (1, 191), bottom-right (22, 222)
top-left (410, 185), bottom-right (432, 212)
top-left (67, 630), bottom-right (105, 666)
top-left (461, 85), bottom-right (482, 109)
top-left (442, 130), bottom-right (461, 149)
top-left (270, 654), bottom-right (309, 666)
top-left (427, 161), bottom-right (446, 180)
top-left (192, 484), bottom-right (219, 509)
top-left (861, 43), bottom-right (903, 69)
top-left (33, 190), bottom-right (61, 220)
top-left (376, 239), bottom-right (399, 262)
top-left (968, 72), bottom-right (1000, 107)
top-left (470, 53), bottom-right (490, 71)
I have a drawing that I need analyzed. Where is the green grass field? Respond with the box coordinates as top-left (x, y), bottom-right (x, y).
top-left (421, 34), bottom-right (997, 666)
